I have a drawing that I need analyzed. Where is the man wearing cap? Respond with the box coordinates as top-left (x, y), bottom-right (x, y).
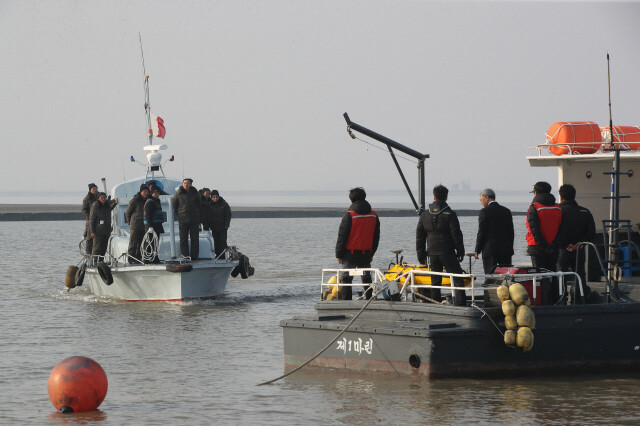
top-left (125, 184), bottom-right (150, 264)
top-left (172, 178), bottom-right (201, 260)
top-left (526, 181), bottom-right (566, 303)
top-left (474, 188), bottom-right (514, 273)
top-left (147, 180), bottom-right (168, 196)
top-left (89, 192), bottom-right (118, 261)
top-left (209, 190), bottom-right (232, 258)
top-left (82, 183), bottom-right (99, 255)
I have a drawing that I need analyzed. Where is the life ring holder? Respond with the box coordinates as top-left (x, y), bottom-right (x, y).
top-left (97, 262), bottom-right (114, 285)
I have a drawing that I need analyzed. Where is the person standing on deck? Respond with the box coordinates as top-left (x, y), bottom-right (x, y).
top-left (199, 188), bottom-right (213, 231)
top-left (125, 184), bottom-right (149, 264)
top-left (335, 187), bottom-right (380, 300)
top-left (144, 187), bottom-right (165, 264)
top-left (526, 181), bottom-right (566, 304)
top-left (209, 190), bottom-right (232, 258)
top-left (89, 192), bottom-right (118, 262)
top-left (172, 178), bottom-right (201, 260)
top-left (82, 183), bottom-right (99, 256)
top-left (557, 184), bottom-right (595, 302)
top-left (474, 188), bottom-right (514, 273)
top-left (416, 185), bottom-right (467, 306)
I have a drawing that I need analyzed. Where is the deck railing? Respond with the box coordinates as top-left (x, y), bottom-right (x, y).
top-left (321, 267), bottom-right (583, 306)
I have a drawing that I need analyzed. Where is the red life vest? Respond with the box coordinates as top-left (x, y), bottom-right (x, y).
top-left (526, 202), bottom-right (562, 246)
top-left (345, 210), bottom-right (378, 251)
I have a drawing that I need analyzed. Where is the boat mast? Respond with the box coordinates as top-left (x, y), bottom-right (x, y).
top-left (140, 33), bottom-right (153, 146)
top-left (603, 53), bottom-right (630, 291)
top-left (343, 113), bottom-right (429, 213)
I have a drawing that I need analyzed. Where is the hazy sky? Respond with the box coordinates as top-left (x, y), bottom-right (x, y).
top-left (2, 0), bottom-right (639, 199)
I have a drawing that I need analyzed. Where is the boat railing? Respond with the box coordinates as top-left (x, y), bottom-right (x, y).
top-left (321, 267), bottom-right (583, 305)
top-left (321, 268), bottom-right (391, 299)
top-left (401, 269), bottom-right (582, 305)
top-left (533, 142), bottom-right (602, 156)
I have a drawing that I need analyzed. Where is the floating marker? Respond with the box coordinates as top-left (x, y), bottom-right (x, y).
top-left (48, 356), bottom-right (108, 413)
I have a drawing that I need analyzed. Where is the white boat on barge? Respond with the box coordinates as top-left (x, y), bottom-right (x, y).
top-left (277, 113), bottom-right (640, 380)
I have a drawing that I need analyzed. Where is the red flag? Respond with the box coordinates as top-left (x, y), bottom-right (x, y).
top-left (150, 113), bottom-right (166, 138)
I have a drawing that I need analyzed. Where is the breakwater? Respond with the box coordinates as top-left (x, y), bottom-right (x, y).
top-left (0, 204), bottom-right (525, 221)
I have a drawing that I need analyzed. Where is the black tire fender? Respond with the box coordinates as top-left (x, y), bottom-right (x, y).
top-left (230, 266), bottom-right (240, 277)
top-left (75, 264), bottom-right (86, 287)
top-left (240, 255), bottom-right (250, 279)
top-left (165, 264), bottom-right (193, 273)
top-left (97, 262), bottom-right (114, 285)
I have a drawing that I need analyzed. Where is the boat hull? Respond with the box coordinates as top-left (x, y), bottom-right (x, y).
top-left (281, 301), bottom-right (640, 378)
top-left (86, 262), bottom-right (235, 301)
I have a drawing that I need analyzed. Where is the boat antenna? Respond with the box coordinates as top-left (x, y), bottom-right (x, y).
top-left (607, 52), bottom-right (614, 149)
top-left (139, 33), bottom-right (153, 146)
top-left (602, 52), bottom-right (632, 295)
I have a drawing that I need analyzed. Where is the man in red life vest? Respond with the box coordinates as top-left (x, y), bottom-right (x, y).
top-left (526, 181), bottom-right (566, 304)
top-left (335, 187), bottom-right (380, 300)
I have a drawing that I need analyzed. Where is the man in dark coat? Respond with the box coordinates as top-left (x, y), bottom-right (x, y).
top-left (474, 188), bottom-right (514, 273)
top-left (89, 192), bottom-right (118, 261)
top-left (557, 184), bottom-right (595, 302)
top-left (199, 188), bottom-right (213, 231)
top-left (526, 181), bottom-right (566, 304)
top-left (416, 185), bottom-right (466, 306)
top-left (209, 190), bottom-right (232, 258)
top-left (172, 178), bottom-right (201, 260)
top-left (82, 183), bottom-right (99, 255)
top-left (144, 188), bottom-right (164, 264)
top-left (125, 184), bottom-right (149, 264)
top-left (335, 187), bottom-right (380, 300)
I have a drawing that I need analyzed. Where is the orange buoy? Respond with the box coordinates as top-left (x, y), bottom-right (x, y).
top-left (48, 356), bottom-right (108, 413)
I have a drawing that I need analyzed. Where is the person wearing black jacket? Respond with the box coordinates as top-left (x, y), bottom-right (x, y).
top-left (82, 183), bottom-right (99, 255)
top-left (209, 190), bottom-right (232, 258)
top-left (557, 184), bottom-right (595, 301)
top-left (199, 188), bottom-right (213, 231)
top-left (335, 187), bottom-right (380, 300)
top-left (89, 192), bottom-right (118, 261)
top-left (125, 184), bottom-right (150, 264)
top-left (172, 178), bottom-right (201, 260)
top-left (474, 188), bottom-right (514, 273)
top-left (416, 185), bottom-right (466, 306)
top-left (144, 188), bottom-right (164, 263)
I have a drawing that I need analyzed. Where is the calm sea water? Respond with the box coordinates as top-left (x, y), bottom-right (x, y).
top-left (1, 216), bottom-right (639, 425)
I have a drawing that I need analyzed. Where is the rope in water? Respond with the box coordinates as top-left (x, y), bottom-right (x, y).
top-left (257, 285), bottom-right (388, 386)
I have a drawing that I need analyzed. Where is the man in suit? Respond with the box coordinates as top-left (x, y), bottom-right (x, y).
top-left (474, 188), bottom-right (514, 274)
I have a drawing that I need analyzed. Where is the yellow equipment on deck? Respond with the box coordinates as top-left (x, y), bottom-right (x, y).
top-left (383, 264), bottom-right (471, 287)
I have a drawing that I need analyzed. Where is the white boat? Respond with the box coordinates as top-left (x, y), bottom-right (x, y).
top-left (81, 146), bottom-right (243, 301)
top-left (75, 49), bottom-right (246, 301)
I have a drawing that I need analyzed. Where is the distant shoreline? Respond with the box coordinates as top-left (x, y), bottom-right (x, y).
top-left (0, 204), bottom-right (525, 221)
